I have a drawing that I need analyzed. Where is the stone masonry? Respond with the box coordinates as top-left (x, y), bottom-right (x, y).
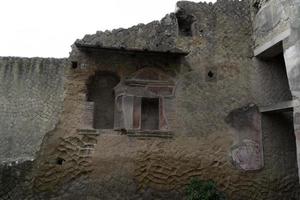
top-left (1, 1), bottom-right (300, 200)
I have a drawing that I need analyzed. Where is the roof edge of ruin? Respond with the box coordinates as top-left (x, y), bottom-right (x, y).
top-left (75, 42), bottom-right (189, 56)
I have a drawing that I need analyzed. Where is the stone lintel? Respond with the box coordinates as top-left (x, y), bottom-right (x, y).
top-left (259, 99), bottom-right (300, 113)
top-left (254, 29), bottom-right (291, 57)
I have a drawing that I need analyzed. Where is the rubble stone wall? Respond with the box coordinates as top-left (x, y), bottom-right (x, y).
top-left (0, 57), bottom-right (66, 163)
top-left (0, 57), bottom-right (67, 199)
top-left (0, 1), bottom-right (300, 200)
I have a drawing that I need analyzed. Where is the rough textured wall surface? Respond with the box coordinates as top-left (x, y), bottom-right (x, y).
top-left (1, 0), bottom-right (300, 200)
top-left (19, 1), bottom-right (298, 200)
top-left (174, 0), bottom-right (254, 135)
top-left (0, 57), bottom-right (66, 199)
top-left (252, 0), bottom-right (295, 50)
top-left (251, 0), bottom-right (269, 10)
top-left (0, 57), bottom-right (66, 162)
top-left (24, 51), bottom-right (181, 200)
top-left (74, 14), bottom-right (179, 53)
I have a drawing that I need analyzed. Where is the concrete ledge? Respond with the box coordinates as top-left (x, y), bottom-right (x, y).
top-left (259, 99), bottom-right (300, 113)
top-left (254, 29), bottom-right (291, 57)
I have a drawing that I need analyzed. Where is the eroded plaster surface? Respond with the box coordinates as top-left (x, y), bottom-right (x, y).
top-left (1, 0), bottom-right (300, 199)
top-left (0, 57), bottom-right (66, 163)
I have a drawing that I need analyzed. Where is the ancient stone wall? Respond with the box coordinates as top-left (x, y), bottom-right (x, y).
top-left (1, 0), bottom-right (300, 200)
top-left (73, 14), bottom-right (179, 53)
top-left (251, 0), bottom-right (300, 187)
top-left (22, 49), bottom-right (181, 199)
top-left (252, 0), bottom-right (296, 53)
top-left (175, 0), bottom-right (254, 135)
top-left (0, 57), bottom-right (67, 199)
top-left (0, 57), bottom-right (66, 163)
top-left (252, 0), bottom-right (269, 10)
top-left (24, 1), bottom-right (300, 200)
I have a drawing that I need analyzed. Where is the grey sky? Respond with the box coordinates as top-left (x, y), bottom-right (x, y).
top-left (0, 0), bottom-right (216, 58)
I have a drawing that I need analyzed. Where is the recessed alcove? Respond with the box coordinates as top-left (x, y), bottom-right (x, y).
top-left (71, 61), bottom-right (78, 69)
top-left (141, 98), bottom-right (159, 130)
top-left (86, 71), bottom-right (120, 129)
top-left (176, 10), bottom-right (195, 37)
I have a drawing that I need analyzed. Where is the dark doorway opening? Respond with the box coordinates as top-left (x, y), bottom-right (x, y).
top-left (86, 71), bottom-right (119, 129)
top-left (141, 98), bottom-right (159, 130)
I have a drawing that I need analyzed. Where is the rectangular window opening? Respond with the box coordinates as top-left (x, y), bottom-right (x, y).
top-left (141, 98), bottom-right (159, 130)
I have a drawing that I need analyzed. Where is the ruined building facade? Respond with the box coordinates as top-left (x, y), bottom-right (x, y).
top-left (1, 0), bottom-right (300, 199)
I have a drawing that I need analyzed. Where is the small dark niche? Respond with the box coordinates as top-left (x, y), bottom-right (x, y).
top-left (208, 71), bottom-right (214, 78)
top-left (56, 157), bottom-right (65, 165)
top-left (253, 2), bottom-right (260, 10)
top-left (252, 1), bottom-right (261, 13)
top-left (176, 10), bottom-right (195, 37)
top-left (71, 61), bottom-right (78, 69)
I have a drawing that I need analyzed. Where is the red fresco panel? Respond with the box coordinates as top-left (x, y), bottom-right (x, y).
top-left (226, 105), bottom-right (263, 171)
top-left (133, 97), bottom-right (141, 129)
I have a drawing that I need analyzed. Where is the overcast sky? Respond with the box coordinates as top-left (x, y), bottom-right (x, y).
top-left (0, 0), bottom-right (216, 58)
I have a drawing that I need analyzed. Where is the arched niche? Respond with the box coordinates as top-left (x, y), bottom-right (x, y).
top-left (86, 71), bottom-right (120, 129)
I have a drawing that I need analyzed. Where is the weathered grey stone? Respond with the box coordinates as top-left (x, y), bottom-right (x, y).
top-left (253, 0), bottom-right (293, 50)
top-left (73, 13), bottom-right (179, 54)
top-left (0, 57), bottom-right (67, 163)
top-left (1, 0), bottom-right (300, 199)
